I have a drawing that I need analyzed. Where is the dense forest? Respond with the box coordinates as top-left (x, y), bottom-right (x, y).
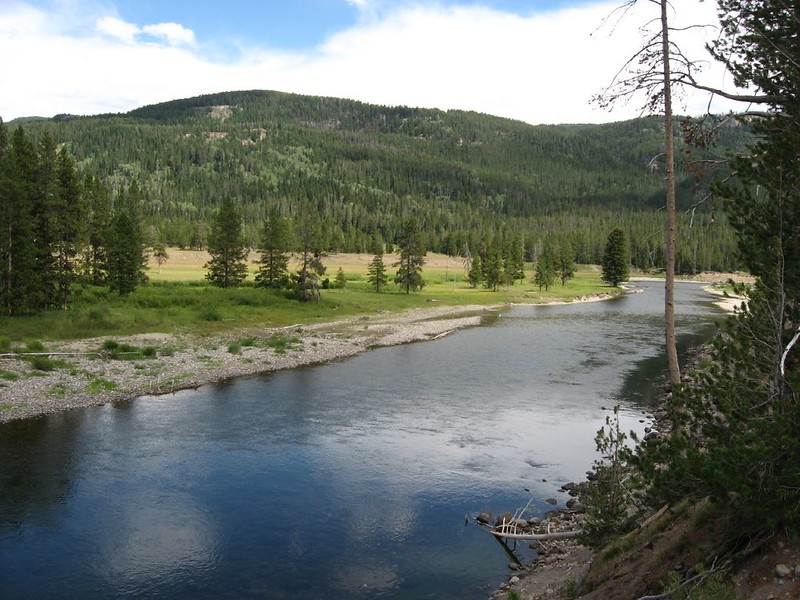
top-left (9, 89), bottom-right (744, 272)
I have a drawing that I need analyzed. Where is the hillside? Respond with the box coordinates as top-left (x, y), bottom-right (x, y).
top-left (11, 89), bottom-right (744, 272)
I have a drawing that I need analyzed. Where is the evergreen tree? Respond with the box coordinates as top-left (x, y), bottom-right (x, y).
top-left (601, 227), bottom-right (629, 287)
top-left (52, 147), bottom-right (85, 309)
top-left (534, 243), bottom-right (556, 291)
top-left (505, 236), bottom-right (526, 283)
top-left (293, 204), bottom-right (325, 302)
top-left (107, 212), bottom-right (145, 296)
top-left (29, 131), bottom-right (60, 310)
top-left (484, 244), bottom-right (504, 291)
top-left (556, 241), bottom-right (576, 286)
top-left (82, 175), bottom-right (111, 285)
top-left (0, 127), bottom-right (38, 314)
top-left (205, 197), bottom-right (248, 288)
top-left (367, 251), bottom-right (389, 292)
top-left (255, 207), bottom-right (291, 289)
top-left (394, 219), bottom-right (426, 293)
top-left (107, 183), bottom-right (148, 296)
top-left (334, 267), bottom-right (347, 289)
top-left (467, 252), bottom-right (483, 288)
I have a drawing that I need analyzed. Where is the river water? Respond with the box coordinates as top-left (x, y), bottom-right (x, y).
top-left (0, 282), bottom-right (724, 599)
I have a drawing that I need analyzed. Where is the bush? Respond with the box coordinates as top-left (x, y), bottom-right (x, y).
top-left (26, 340), bottom-right (45, 352)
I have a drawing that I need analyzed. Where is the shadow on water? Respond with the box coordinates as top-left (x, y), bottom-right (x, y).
top-left (615, 322), bottom-right (721, 408)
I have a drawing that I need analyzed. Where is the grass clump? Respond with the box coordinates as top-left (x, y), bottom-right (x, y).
top-left (26, 340), bottom-right (45, 352)
top-left (27, 355), bottom-right (71, 372)
top-left (86, 377), bottom-right (118, 394)
top-left (99, 340), bottom-right (158, 360)
top-left (1, 369), bottom-right (19, 381)
top-left (265, 332), bottom-right (302, 355)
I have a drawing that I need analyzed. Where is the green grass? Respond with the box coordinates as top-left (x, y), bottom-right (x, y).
top-left (0, 267), bottom-right (617, 343)
top-left (0, 369), bottom-right (19, 381)
top-left (86, 377), bottom-right (119, 394)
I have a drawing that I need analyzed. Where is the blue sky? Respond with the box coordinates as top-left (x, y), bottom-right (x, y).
top-left (1, 0), bottom-right (739, 124)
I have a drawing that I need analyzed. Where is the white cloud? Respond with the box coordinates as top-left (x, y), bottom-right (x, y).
top-left (142, 22), bottom-right (197, 47)
top-left (95, 15), bottom-right (139, 43)
top-left (0, 0), bottom-right (744, 123)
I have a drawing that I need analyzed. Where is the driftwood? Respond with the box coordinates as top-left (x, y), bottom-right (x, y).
top-left (0, 352), bottom-right (101, 358)
top-left (490, 529), bottom-right (580, 541)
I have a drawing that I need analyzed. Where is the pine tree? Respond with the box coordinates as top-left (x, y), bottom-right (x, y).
top-left (82, 175), bottom-right (111, 285)
top-left (31, 131), bottom-right (59, 310)
top-left (394, 219), bottom-right (426, 293)
top-left (205, 197), bottom-right (248, 288)
top-left (505, 236), bottom-right (526, 283)
top-left (255, 207), bottom-right (291, 289)
top-left (367, 251), bottom-right (388, 292)
top-left (334, 267), bottom-right (347, 289)
top-left (52, 148), bottom-right (85, 309)
top-left (484, 244), bottom-right (504, 291)
top-left (556, 242), bottom-right (576, 286)
top-left (601, 227), bottom-right (629, 287)
top-left (107, 184), bottom-right (148, 296)
top-left (0, 126), bottom-right (38, 314)
top-left (292, 204), bottom-right (325, 302)
top-left (467, 253), bottom-right (483, 288)
top-left (534, 243), bottom-right (556, 291)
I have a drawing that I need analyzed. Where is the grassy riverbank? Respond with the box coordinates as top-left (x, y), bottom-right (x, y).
top-left (0, 251), bottom-right (617, 343)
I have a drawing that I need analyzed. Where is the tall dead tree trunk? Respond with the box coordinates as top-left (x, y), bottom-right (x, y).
top-left (594, 0), bottom-right (688, 387)
top-left (660, 0), bottom-right (681, 387)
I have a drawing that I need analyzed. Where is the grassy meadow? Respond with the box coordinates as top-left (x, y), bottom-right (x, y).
top-left (0, 250), bottom-right (617, 343)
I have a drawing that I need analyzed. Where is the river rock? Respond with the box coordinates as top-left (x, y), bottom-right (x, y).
top-left (566, 498), bottom-right (585, 512)
top-left (545, 497), bottom-right (558, 505)
top-left (495, 512), bottom-right (514, 527)
top-left (476, 511), bottom-right (493, 525)
top-left (774, 563), bottom-right (791, 579)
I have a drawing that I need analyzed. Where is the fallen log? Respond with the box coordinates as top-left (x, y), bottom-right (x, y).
top-left (490, 529), bottom-right (580, 541)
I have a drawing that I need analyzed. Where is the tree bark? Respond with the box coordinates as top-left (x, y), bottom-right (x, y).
top-left (661, 0), bottom-right (681, 388)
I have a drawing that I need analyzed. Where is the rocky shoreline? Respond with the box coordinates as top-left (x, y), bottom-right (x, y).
top-left (0, 304), bottom-right (505, 424)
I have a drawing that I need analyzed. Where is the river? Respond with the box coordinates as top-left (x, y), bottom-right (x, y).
top-left (0, 281), bottom-right (724, 599)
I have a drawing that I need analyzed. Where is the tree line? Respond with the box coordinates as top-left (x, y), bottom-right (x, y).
top-left (14, 93), bottom-right (744, 274)
top-left (0, 122), bottom-right (148, 315)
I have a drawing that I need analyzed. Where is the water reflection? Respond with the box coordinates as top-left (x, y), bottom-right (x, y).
top-left (97, 496), bottom-right (219, 594)
top-left (0, 282), bottom-right (725, 599)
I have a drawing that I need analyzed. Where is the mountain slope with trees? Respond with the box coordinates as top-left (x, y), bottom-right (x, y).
top-left (8, 89), bottom-right (744, 272)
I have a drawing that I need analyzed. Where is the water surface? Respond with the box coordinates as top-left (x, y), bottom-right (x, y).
top-left (0, 281), bottom-right (724, 599)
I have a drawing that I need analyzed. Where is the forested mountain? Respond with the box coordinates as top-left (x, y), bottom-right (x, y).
top-left (10, 89), bottom-right (745, 272)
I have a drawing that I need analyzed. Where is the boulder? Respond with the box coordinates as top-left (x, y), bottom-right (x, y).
top-left (476, 511), bottom-right (493, 525)
top-left (495, 512), bottom-right (514, 527)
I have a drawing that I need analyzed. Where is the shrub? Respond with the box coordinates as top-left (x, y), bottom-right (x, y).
top-left (25, 340), bottom-right (45, 352)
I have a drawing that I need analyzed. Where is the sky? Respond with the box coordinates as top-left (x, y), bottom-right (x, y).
top-left (0, 0), bottom-right (743, 125)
